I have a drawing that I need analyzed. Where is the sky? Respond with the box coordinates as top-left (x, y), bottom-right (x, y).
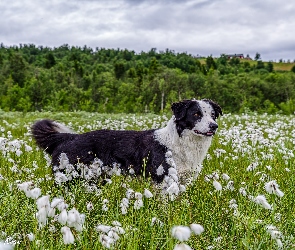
top-left (1, 0), bottom-right (295, 62)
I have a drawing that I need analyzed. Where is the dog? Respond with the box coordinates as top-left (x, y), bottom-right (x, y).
top-left (32, 99), bottom-right (222, 184)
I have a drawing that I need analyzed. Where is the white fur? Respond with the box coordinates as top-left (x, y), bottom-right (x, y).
top-left (155, 117), bottom-right (212, 177)
top-left (192, 100), bottom-right (217, 135)
top-left (53, 122), bottom-right (75, 134)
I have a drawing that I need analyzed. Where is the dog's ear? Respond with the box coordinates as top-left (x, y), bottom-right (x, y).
top-left (203, 99), bottom-right (223, 118)
top-left (171, 100), bottom-right (193, 121)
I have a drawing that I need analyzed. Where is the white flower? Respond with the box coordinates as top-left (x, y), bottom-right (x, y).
top-left (25, 145), bottom-right (32, 152)
top-left (59, 153), bottom-right (70, 169)
top-left (112, 221), bottom-right (121, 227)
top-left (58, 209), bottom-right (68, 225)
top-left (156, 165), bottom-right (165, 176)
top-left (276, 239), bottom-right (283, 248)
top-left (99, 234), bottom-right (114, 249)
top-left (49, 225), bottom-right (56, 232)
top-left (26, 188), bottom-right (41, 199)
top-left (168, 167), bottom-right (178, 175)
top-left (51, 198), bottom-right (64, 209)
top-left (134, 192), bottom-right (143, 200)
top-left (36, 207), bottom-right (48, 226)
top-left (247, 162), bottom-right (259, 171)
top-left (87, 202), bottom-right (94, 211)
top-left (151, 217), bottom-right (163, 227)
top-left (108, 230), bottom-right (120, 241)
top-left (229, 199), bottom-right (238, 209)
top-left (112, 225), bottom-right (125, 235)
top-left (179, 185), bottom-right (186, 192)
top-left (167, 182), bottom-right (180, 196)
top-left (67, 208), bottom-right (84, 232)
top-left (0, 242), bottom-right (14, 250)
top-left (56, 202), bottom-right (68, 212)
top-left (144, 189), bottom-right (153, 198)
top-left (213, 180), bottom-right (222, 191)
top-left (255, 195), bottom-right (272, 210)
top-left (54, 172), bottom-right (68, 185)
top-left (61, 226), bottom-right (75, 244)
top-left (266, 224), bottom-right (283, 247)
top-left (190, 224), bottom-right (204, 235)
top-left (96, 225), bottom-right (112, 233)
top-left (239, 187), bottom-right (247, 196)
top-left (226, 181), bottom-right (235, 191)
top-left (121, 205), bottom-right (128, 214)
top-left (169, 174), bottom-right (179, 182)
top-left (102, 204), bottom-right (108, 211)
top-left (27, 233), bottom-right (35, 241)
top-left (265, 180), bottom-right (284, 197)
top-left (269, 230), bottom-right (282, 239)
top-left (15, 149), bottom-right (22, 156)
top-left (17, 181), bottom-right (33, 192)
top-left (121, 198), bottom-right (129, 207)
top-left (212, 172), bottom-right (219, 180)
top-left (221, 173), bottom-right (230, 181)
top-left (174, 243), bottom-right (193, 250)
top-left (134, 199), bottom-right (144, 210)
top-left (171, 226), bottom-right (191, 242)
top-left (36, 195), bottom-right (50, 211)
top-left (126, 189), bottom-right (134, 199)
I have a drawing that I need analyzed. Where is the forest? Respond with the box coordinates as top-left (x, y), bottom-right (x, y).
top-left (0, 43), bottom-right (295, 114)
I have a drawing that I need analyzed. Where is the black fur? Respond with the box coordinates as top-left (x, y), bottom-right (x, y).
top-left (32, 120), bottom-right (170, 183)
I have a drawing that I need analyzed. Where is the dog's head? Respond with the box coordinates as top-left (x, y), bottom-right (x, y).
top-left (171, 99), bottom-right (222, 137)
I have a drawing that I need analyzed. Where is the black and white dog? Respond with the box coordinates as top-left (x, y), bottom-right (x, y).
top-left (32, 99), bottom-right (222, 184)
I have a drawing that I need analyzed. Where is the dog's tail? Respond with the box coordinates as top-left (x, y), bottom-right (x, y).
top-left (31, 119), bottom-right (75, 155)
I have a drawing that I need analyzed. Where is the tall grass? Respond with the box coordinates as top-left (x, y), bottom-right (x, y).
top-left (0, 112), bottom-right (294, 249)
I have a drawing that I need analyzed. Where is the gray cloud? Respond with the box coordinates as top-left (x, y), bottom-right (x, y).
top-left (0, 0), bottom-right (294, 61)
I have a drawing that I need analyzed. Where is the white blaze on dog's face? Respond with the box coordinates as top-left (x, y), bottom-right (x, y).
top-left (191, 100), bottom-right (219, 136)
top-left (171, 99), bottom-right (222, 137)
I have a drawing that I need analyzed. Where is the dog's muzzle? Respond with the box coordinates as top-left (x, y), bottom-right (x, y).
top-left (194, 122), bottom-right (218, 136)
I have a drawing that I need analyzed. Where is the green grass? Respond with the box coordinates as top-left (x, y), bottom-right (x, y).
top-left (0, 112), bottom-right (294, 249)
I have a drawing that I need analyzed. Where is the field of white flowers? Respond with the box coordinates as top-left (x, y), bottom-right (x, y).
top-left (0, 111), bottom-right (294, 250)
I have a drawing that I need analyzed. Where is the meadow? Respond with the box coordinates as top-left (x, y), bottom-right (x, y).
top-left (0, 111), bottom-right (294, 249)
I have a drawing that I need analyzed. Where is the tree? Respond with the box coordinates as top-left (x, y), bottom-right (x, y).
top-left (291, 65), bottom-right (295, 73)
top-left (266, 62), bottom-right (274, 72)
top-left (206, 56), bottom-right (217, 70)
top-left (256, 61), bottom-right (265, 69)
top-left (114, 61), bottom-right (125, 79)
top-left (254, 52), bottom-right (261, 61)
top-left (8, 53), bottom-right (27, 87)
top-left (217, 54), bottom-right (228, 66)
top-left (44, 52), bottom-right (56, 68)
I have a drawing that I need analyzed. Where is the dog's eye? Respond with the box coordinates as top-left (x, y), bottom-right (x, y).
top-left (211, 111), bottom-right (216, 119)
top-left (194, 112), bottom-right (202, 117)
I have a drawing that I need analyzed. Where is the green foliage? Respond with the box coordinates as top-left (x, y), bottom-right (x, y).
top-left (0, 44), bottom-right (295, 114)
top-left (0, 113), bottom-right (295, 249)
top-left (266, 61), bottom-right (274, 72)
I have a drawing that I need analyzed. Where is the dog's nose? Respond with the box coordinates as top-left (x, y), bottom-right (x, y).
top-left (209, 122), bottom-right (218, 131)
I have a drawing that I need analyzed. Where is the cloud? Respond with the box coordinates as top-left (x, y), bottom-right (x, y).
top-left (0, 0), bottom-right (295, 61)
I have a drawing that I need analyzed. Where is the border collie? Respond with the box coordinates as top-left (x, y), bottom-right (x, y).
top-left (32, 99), bottom-right (222, 184)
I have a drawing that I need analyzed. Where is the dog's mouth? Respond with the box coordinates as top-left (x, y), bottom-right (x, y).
top-left (193, 130), bottom-right (215, 136)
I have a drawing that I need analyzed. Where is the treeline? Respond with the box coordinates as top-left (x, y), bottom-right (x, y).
top-left (0, 43), bottom-right (295, 114)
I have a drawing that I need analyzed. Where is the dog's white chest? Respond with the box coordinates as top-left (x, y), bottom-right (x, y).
top-left (169, 131), bottom-right (212, 175)
top-left (154, 119), bottom-right (213, 177)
